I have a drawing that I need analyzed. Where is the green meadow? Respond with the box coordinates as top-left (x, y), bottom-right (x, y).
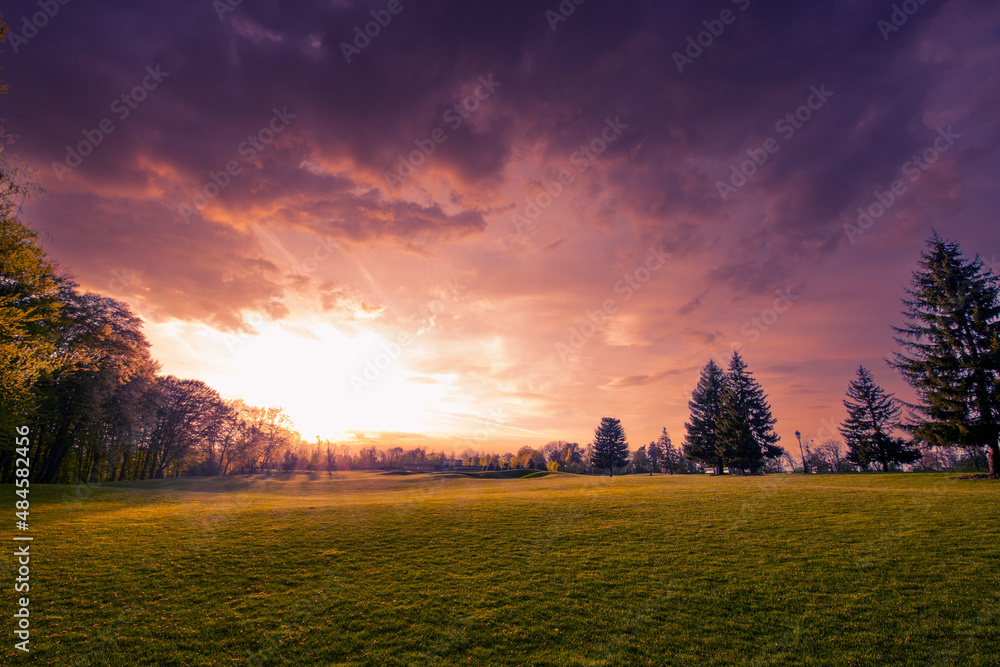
top-left (14, 472), bottom-right (1000, 666)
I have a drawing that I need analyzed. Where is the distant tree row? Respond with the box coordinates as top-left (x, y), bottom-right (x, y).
top-left (575, 418), bottom-right (698, 476)
top-left (276, 441), bottom-right (581, 474)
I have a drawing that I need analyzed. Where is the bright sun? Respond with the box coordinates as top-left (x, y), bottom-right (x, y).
top-left (142, 315), bottom-right (456, 440)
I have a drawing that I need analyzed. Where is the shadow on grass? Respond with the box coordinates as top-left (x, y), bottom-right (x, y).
top-left (441, 469), bottom-right (555, 479)
top-left (376, 468), bottom-right (557, 479)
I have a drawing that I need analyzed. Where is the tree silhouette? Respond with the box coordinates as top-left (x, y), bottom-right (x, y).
top-left (889, 232), bottom-right (1000, 477)
top-left (839, 366), bottom-right (919, 471)
top-left (683, 360), bottom-right (727, 474)
top-left (590, 417), bottom-right (629, 477)
top-left (717, 352), bottom-right (782, 474)
top-left (647, 436), bottom-right (662, 475)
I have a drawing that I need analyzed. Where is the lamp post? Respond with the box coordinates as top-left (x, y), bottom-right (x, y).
top-left (796, 430), bottom-right (809, 474)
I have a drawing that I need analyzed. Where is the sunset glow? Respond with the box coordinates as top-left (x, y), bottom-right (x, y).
top-left (5, 0), bottom-right (999, 455)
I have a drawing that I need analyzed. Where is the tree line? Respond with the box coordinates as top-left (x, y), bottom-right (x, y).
top-left (586, 232), bottom-right (1000, 478)
top-left (2, 163), bottom-right (996, 480)
top-left (584, 351), bottom-right (784, 477)
top-left (0, 166), bottom-right (308, 482)
top-left (267, 242), bottom-right (999, 481)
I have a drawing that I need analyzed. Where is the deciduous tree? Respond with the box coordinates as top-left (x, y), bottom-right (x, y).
top-left (631, 445), bottom-right (650, 474)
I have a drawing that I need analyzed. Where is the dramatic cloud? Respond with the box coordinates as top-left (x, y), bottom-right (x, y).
top-left (3, 0), bottom-right (999, 450)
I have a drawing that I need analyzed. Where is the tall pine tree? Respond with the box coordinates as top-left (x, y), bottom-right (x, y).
top-left (590, 417), bottom-right (629, 477)
top-left (717, 352), bottom-right (782, 474)
top-left (683, 360), bottom-right (727, 474)
top-left (889, 232), bottom-right (1000, 477)
top-left (839, 365), bottom-right (919, 471)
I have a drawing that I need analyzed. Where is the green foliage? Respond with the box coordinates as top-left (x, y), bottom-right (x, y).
top-left (541, 440), bottom-right (584, 473)
top-left (655, 427), bottom-right (696, 474)
top-left (684, 354), bottom-right (782, 474)
top-left (0, 176), bottom-right (65, 434)
top-left (590, 416), bottom-right (629, 476)
top-left (631, 444), bottom-right (650, 473)
top-left (890, 232), bottom-right (1000, 476)
top-left (840, 365), bottom-right (919, 471)
top-left (0, 168), bottom-right (296, 484)
top-left (646, 434), bottom-right (663, 474)
top-left (683, 359), bottom-right (726, 472)
top-left (717, 352), bottom-right (783, 474)
top-left (514, 445), bottom-right (545, 470)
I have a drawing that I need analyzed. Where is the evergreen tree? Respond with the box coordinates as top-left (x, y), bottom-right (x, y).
top-left (683, 361), bottom-right (727, 473)
top-left (839, 365), bottom-right (919, 471)
top-left (889, 232), bottom-right (1000, 477)
top-left (647, 436), bottom-right (663, 475)
top-left (717, 352), bottom-right (783, 474)
top-left (590, 417), bottom-right (629, 477)
top-left (656, 428), bottom-right (682, 474)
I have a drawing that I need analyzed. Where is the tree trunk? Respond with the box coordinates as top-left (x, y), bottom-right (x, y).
top-left (89, 452), bottom-right (101, 483)
top-left (989, 441), bottom-right (999, 478)
top-left (38, 425), bottom-right (73, 484)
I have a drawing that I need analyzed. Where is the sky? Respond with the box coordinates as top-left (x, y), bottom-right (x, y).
top-left (2, 0), bottom-right (999, 457)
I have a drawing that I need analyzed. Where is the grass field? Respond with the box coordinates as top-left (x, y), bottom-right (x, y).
top-left (11, 471), bottom-right (1000, 666)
